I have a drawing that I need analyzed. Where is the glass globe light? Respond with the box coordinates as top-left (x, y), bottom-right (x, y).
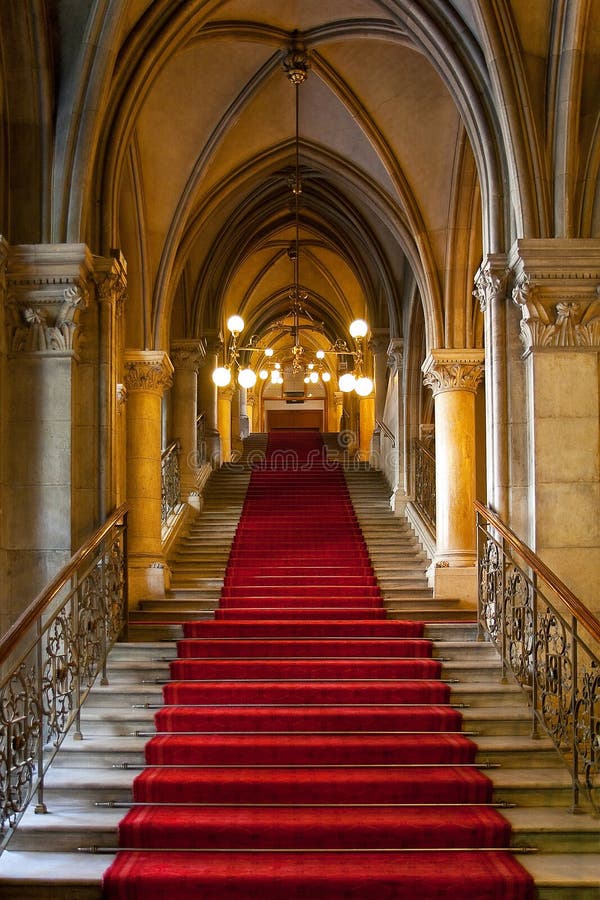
top-left (322, 371), bottom-right (331, 382)
top-left (355, 376), bottom-right (374, 396)
top-left (264, 347), bottom-right (274, 357)
top-left (310, 371), bottom-right (319, 383)
top-left (274, 362), bottom-right (281, 370)
top-left (349, 319), bottom-right (369, 339)
top-left (227, 314), bottom-right (244, 334)
top-left (259, 369), bottom-right (269, 380)
top-left (271, 370), bottom-right (281, 383)
top-left (308, 363), bottom-right (314, 370)
top-left (212, 366), bottom-right (231, 387)
top-left (238, 368), bottom-right (257, 389)
top-left (316, 349), bottom-right (325, 359)
top-left (339, 372), bottom-right (356, 392)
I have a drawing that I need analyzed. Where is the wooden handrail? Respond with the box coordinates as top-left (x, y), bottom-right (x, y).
top-left (475, 500), bottom-right (600, 642)
top-left (0, 503), bottom-right (129, 665)
top-left (415, 438), bottom-right (435, 463)
top-left (161, 439), bottom-right (180, 460)
top-left (375, 418), bottom-right (395, 447)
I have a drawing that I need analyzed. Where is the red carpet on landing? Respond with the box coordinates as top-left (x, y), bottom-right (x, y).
top-left (103, 430), bottom-right (536, 899)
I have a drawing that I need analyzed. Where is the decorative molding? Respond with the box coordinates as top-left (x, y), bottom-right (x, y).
top-left (387, 338), bottom-right (404, 373)
top-left (422, 349), bottom-right (485, 396)
top-left (94, 251), bottom-right (127, 317)
top-left (473, 254), bottom-right (509, 313)
top-left (123, 350), bottom-right (174, 394)
top-left (368, 328), bottom-right (390, 356)
top-left (6, 244), bottom-right (93, 356)
top-left (170, 338), bottom-right (206, 371)
top-left (116, 383), bottom-right (127, 406)
top-left (508, 239), bottom-right (600, 353)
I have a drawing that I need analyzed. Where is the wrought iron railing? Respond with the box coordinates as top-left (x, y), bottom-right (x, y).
top-left (161, 440), bottom-right (181, 525)
top-left (476, 501), bottom-right (600, 813)
top-left (0, 505), bottom-right (128, 850)
top-left (414, 439), bottom-right (436, 530)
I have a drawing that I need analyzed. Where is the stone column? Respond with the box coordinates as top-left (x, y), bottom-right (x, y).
top-left (474, 256), bottom-right (509, 518)
top-left (124, 349), bottom-right (174, 606)
top-left (422, 350), bottom-right (484, 604)
top-left (197, 337), bottom-right (221, 466)
top-left (334, 391), bottom-right (345, 432)
top-left (4, 243), bottom-right (94, 628)
top-left (509, 239), bottom-right (600, 613)
top-left (369, 330), bottom-right (390, 424)
top-left (246, 390), bottom-right (257, 434)
top-left (387, 338), bottom-right (406, 512)
top-left (217, 385), bottom-right (234, 463)
top-left (94, 251), bottom-right (127, 518)
top-left (358, 396), bottom-right (375, 461)
top-left (171, 339), bottom-right (206, 508)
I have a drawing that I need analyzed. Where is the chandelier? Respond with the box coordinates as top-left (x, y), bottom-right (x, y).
top-left (212, 35), bottom-right (373, 398)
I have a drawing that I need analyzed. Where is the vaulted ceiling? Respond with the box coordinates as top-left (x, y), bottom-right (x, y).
top-left (3, 1), bottom-right (600, 357)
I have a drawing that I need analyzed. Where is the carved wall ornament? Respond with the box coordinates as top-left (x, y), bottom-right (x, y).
top-left (8, 283), bottom-right (88, 354)
top-left (116, 383), bottom-right (127, 406)
top-left (512, 278), bottom-right (600, 352)
top-left (387, 338), bottom-right (404, 373)
top-left (422, 350), bottom-right (485, 396)
top-left (508, 240), bottom-right (600, 353)
top-left (170, 339), bottom-right (206, 371)
top-left (94, 251), bottom-right (127, 318)
top-left (473, 257), bottom-right (509, 313)
top-left (123, 350), bottom-right (174, 394)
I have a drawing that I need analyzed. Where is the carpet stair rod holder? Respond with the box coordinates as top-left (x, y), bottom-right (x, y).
top-left (103, 432), bottom-right (536, 900)
top-left (0, 505), bottom-right (129, 854)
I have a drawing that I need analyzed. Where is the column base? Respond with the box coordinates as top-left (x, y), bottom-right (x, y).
top-left (428, 559), bottom-right (478, 608)
top-left (128, 557), bottom-right (169, 607)
top-left (389, 487), bottom-right (408, 515)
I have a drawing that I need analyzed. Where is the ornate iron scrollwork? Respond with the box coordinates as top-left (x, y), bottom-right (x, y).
top-left (477, 506), bottom-right (600, 813)
top-left (161, 442), bottom-right (181, 525)
top-left (414, 439), bottom-right (436, 530)
top-left (0, 512), bottom-right (128, 843)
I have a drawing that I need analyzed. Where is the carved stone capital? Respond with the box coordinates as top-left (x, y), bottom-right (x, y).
top-left (116, 383), bottom-right (127, 406)
top-left (170, 339), bottom-right (206, 371)
top-left (368, 328), bottom-right (390, 356)
top-left (6, 243), bottom-right (94, 356)
top-left (473, 254), bottom-right (509, 313)
top-left (422, 349), bottom-right (485, 396)
top-left (124, 350), bottom-right (174, 395)
top-left (94, 251), bottom-right (127, 317)
top-left (509, 239), bottom-right (600, 354)
top-left (387, 338), bottom-right (404, 373)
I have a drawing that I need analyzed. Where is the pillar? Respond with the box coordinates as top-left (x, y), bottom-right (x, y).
top-left (197, 336), bottom-right (221, 466)
top-left (246, 390), bottom-right (256, 434)
top-left (386, 338), bottom-right (407, 511)
top-left (358, 395), bottom-right (375, 461)
top-left (422, 349), bottom-right (484, 604)
top-left (509, 239), bottom-right (600, 614)
top-left (171, 339), bottom-right (206, 507)
top-left (124, 349), bottom-right (174, 605)
top-left (369, 330), bottom-right (389, 424)
top-left (94, 251), bottom-right (127, 518)
top-left (474, 256), bottom-right (509, 519)
top-left (3, 243), bottom-right (95, 629)
top-left (217, 385), bottom-right (234, 463)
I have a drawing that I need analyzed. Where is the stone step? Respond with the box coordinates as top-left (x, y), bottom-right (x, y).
top-left (7, 793), bottom-right (597, 856)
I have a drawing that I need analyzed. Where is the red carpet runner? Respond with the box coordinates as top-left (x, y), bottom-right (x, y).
top-left (103, 430), bottom-right (535, 899)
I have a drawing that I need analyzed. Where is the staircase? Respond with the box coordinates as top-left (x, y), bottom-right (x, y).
top-left (0, 434), bottom-right (598, 897)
